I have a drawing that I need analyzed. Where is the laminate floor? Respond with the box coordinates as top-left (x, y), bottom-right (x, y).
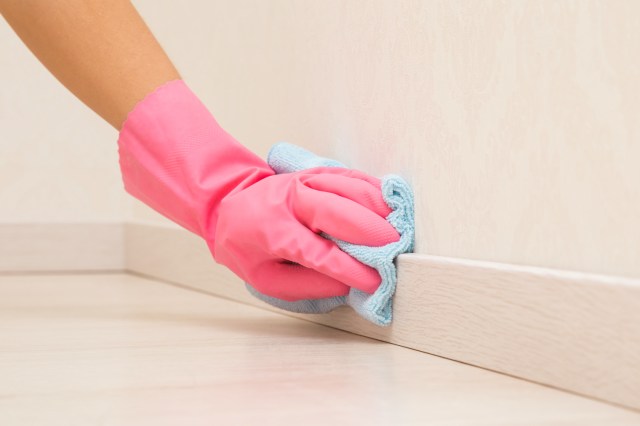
top-left (0, 273), bottom-right (638, 425)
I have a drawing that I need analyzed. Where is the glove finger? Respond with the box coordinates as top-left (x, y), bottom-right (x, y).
top-left (293, 182), bottom-right (400, 246)
top-left (253, 260), bottom-right (350, 301)
top-left (301, 166), bottom-right (383, 189)
top-left (300, 172), bottom-right (392, 218)
top-left (271, 225), bottom-right (383, 294)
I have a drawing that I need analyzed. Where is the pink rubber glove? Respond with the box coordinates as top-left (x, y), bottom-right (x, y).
top-left (117, 79), bottom-right (399, 301)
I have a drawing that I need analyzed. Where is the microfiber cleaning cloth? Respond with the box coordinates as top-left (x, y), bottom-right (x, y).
top-left (245, 143), bottom-right (415, 326)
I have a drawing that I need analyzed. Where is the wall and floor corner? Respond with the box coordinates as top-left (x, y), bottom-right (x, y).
top-left (1, 0), bottom-right (639, 413)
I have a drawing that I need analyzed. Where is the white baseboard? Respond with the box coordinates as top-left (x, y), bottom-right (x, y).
top-left (124, 222), bottom-right (640, 411)
top-left (0, 222), bottom-right (124, 272)
top-left (5, 221), bottom-right (638, 410)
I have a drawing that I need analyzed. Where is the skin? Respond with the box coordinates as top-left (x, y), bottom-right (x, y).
top-left (0, 0), bottom-right (180, 129)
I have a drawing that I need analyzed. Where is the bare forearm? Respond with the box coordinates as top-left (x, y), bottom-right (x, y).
top-left (0, 0), bottom-right (180, 129)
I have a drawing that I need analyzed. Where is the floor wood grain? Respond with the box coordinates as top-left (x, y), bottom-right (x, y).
top-left (125, 223), bottom-right (640, 410)
top-left (1, 273), bottom-right (638, 425)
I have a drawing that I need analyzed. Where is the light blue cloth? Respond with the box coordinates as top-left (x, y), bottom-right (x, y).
top-left (245, 142), bottom-right (415, 326)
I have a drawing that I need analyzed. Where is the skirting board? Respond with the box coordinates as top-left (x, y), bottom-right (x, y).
top-left (125, 222), bottom-right (640, 411)
top-left (0, 222), bottom-right (124, 272)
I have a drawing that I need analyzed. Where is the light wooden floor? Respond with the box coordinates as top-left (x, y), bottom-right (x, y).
top-left (0, 273), bottom-right (638, 425)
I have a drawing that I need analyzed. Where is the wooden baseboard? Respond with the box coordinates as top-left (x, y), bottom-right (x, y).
top-left (0, 222), bottom-right (124, 272)
top-left (6, 221), bottom-right (638, 409)
top-left (124, 222), bottom-right (640, 411)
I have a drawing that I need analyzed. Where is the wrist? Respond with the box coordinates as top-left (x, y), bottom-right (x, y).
top-left (117, 79), bottom-right (273, 237)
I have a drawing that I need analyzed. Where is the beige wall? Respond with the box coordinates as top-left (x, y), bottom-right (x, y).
top-left (3, 1), bottom-right (639, 278)
top-left (136, 0), bottom-right (640, 278)
top-left (0, 19), bottom-right (126, 223)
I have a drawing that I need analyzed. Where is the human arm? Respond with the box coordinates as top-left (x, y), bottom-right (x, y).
top-left (0, 0), bottom-right (178, 129)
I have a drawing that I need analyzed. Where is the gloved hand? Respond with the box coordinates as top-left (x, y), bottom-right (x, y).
top-left (117, 79), bottom-right (399, 301)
